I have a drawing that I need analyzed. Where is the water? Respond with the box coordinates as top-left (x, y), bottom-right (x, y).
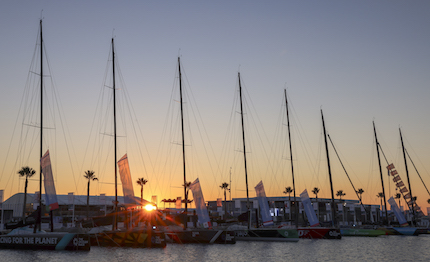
top-left (1, 235), bottom-right (429, 262)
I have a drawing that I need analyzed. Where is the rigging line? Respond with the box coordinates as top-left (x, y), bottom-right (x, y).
top-left (327, 134), bottom-right (361, 201)
top-left (405, 149), bottom-right (430, 196)
top-left (378, 143), bottom-right (390, 166)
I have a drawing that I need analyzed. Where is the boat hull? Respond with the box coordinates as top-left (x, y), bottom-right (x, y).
top-left (298, 227), bottom-right (341, 239)
top-left (0, 233), bottom-right (90, 250)
top-left (234, 228), bottom-right (299, 242)
top-left (165, 229), bottom-right (236, 244)
top-left (340, 228), bottom-right (386, 237)
top-left (89, 229), bottom-right (166, 248)
top-left (391, 227), bottom-right (419, 236)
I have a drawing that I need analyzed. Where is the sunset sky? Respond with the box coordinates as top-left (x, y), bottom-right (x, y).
top-left (1, 1), bottom-right (429, 212)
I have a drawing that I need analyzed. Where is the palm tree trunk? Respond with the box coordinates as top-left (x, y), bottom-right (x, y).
top-left (23, 178), bottom-right (28, 223)
top-left (224, 189), bottom-right (227, 220)
top-left (87, 180), bottom-right (90, 219)
top-left (141, 186), bottom-right (143, 204)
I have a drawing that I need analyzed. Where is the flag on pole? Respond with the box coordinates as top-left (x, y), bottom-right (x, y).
top-left (190, 178), bottom-right (211, 228)
top-left (255, 181), bottom-right (274, 226)
top-left (117, 154), bottom-right (135, 204)
top-left (41, 150), bottom-right (59, 210)
top-left (300, 189), bottom-right (319, 227)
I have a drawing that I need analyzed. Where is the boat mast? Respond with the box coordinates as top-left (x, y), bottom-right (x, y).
top-left (373, 121), bottom-right (388, 224)
top-left (178, 57), bottom-right (188, 215)
top-left (321, 110), bottom-right (337, 227)
top-left (37, 19), bottom-right (43, 233)
top-left (112, 38), bottom-right (118, 230)
top-left (238, 73), bottom-right (250, 229)
top-left (284, 90), bottom-right (297, 228)
top-left (400, 128), bottom-right (416, 225)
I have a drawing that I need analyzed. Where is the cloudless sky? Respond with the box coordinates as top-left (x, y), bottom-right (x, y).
top-left (1, 1), bottom-right (429, 211)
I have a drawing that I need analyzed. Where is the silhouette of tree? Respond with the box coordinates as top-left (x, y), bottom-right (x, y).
top-left (136, 177), bottom-right (148, 204)
top-left (336, 190), bottom-right (346, 201)
top-left (312, 187), bottom-right (320, 202)
top-left (220, 182), bottom-right (229, 219)
top-left (283, 186), bottom-right (293, 201)
top-left (84, 170), bottom-right (98, 219)
top-left (18, 166), bottom-right (36, 223)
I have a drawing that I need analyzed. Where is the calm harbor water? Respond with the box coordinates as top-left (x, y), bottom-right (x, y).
top-left (1, 235), bottom-right (429, 262)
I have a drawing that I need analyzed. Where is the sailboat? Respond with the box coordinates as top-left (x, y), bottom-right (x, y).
top-left (284, 96), bottom-right (340, 239)
top-left (372, 123), bottom-right (421, 236)
top-left (84, 38), bottom-right (166, 248)
top-left (160, 57), bottom-right (235, 244)
top-left (0, 20), bottom-right (90, 251)
top-left (229, 73), bottom-right (299, 242)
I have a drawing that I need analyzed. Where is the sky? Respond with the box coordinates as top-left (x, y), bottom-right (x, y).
top-left (0, 1), bottom-right (430, 212)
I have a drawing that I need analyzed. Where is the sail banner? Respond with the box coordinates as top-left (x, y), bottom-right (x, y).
top-left (117, 154), bottom-right (135, 204)
top-left (217, 198), bottom-right (222, 207)
top-left (255, 181), bottom-right (274, 226)
top-left (190, 178), bottom-right (211, 228)
top-left (151, 195), bottom-right (157, 206)
top-left (300, 189), bottom-right (319, 227)
top-left (41, 150), bottom-right (59, 211)
top-left (388, 197), bottom-right (408, 226)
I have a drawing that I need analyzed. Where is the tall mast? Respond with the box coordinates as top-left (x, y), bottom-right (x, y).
top-left (284, 90), bottom-right (297, 228)
top-left (238, 73), bottom-right (250, 229)
top-left (373, 121), bottom-right (388, 223)
top-left (321, 110), bottom-right (336, 227)
top-left (37, 19), bottom-right (43, 233)
top-left (178, 57), bottom-right (188, 215)
top-left (112, 38), bottom-right (118, 230)
top-left (400, 128), bottom-right (416, 225)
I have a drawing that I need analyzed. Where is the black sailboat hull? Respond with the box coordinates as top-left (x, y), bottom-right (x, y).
top-left (165, 229), bottom-right (236, 244)
top-left (0, 232), bottom-right (90, 250)
top-left (88, 228), bottom-right (166, 248)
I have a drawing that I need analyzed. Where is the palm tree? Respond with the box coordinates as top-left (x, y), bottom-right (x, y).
top-left (283, 186), bottom-right (293, 201)
top-left (356, 188), bottom-right (364, 203)
top-left (336, 190), bottom-right (346, 201)
top-left (312, 187), bottom-right (320, 202)
top-left (18, 166), bottom-right (36, 223)
top-left (220, 182), bottom-right (229, 219)
top-left (395, 193), bottom-right (402, 207)
top-left (283, 186), bottom-right (293, 221)
top-left (376, 192), bottom-right (384, 213)
top-left (312, 187), bottom-right (320, 219)
top-left (84, 170), bottom-right (98, 219)
top-left (136, 177), bottom-right (148, 204)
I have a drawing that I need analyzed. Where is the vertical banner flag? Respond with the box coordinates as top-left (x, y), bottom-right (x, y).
top-left (41, 150), bottom-right (59, 210)
top-left (117, 154), bottom-right (135, 204)
top-left (300, 189), bottom-right (320, 227)
top-left (388, 197), bottom-right (408, 226)
top-left (151, 196), bottom-right (157, 206)
top-left (235, 200), bottom-right (241, 209)
top-left (190, 178), bottom-right (211, 228)
top-left (68, 192), bottom-right (74, 211)
top-left (217, 198), bottom-right (222, 207)
top-left (255, 181), bottom-right (273, 226)
top-left (176, 197), bottom-right (182, 210)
